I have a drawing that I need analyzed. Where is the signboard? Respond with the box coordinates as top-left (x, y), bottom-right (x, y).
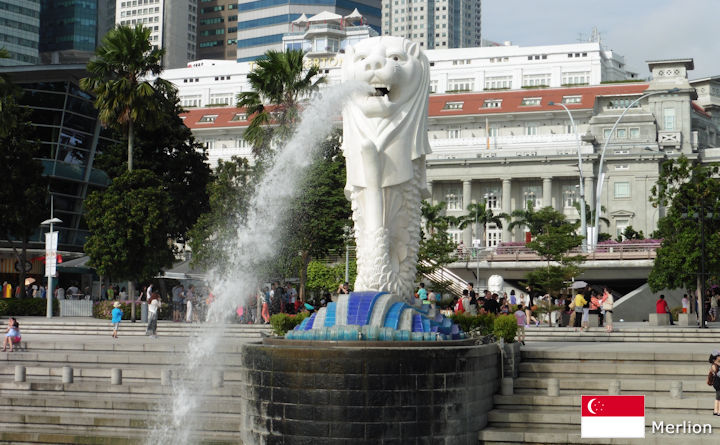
top-left (45, 231), bottom-right (58, 277)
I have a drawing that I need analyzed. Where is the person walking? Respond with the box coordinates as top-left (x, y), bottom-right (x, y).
top-left (111, 302), bottom-right (123, 339)
top-left (146, 292), bottom-right (160, 338)
top-left (514, 304), bottom-right (526, 345)
top-left (708, 351), bottom-right (720, 415)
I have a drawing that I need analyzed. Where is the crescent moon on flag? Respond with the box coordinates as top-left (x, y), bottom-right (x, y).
top-left (587, 398), bottom-right (597, 415)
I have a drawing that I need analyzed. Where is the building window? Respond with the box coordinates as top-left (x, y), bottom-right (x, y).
top-left (562, 71), bottom-right (590, 85)
top-left (231, 113), bottom-right (247, 121)
top-left (562, 186), bottom-right (577, 208)
top-left (198, 115), bottom-right (217, 123)
top-left (603, 128), bottom-right (612, 140)
top-left (521, 97), bottom-right (541, 106)
top-left (443, 101), bottom-right (463, 110)
top-left (525, 123), bottom-right (538, 135)
top-left (488, 126), bottom-right (499, 137)
top-left (615, 219), bottom-right (629, 239)
top-left (445, 190), bottom-right (462, 211)
top-left (607, 99), bottom-right (639, 109)
top-left (483, 99), bottom-right (502, 108)
top-left (429, 80), bottom-right (438, 93)
top-left (209, 93), bottom-right (233, 105)
top-left (664, 108), bottom-right (676, 130)
top-left (447, 78), bottom-right (473, 92)
top-left (629, 128), bottom-right (640, 139)
top-left (617, 128), bottom-right (627, 139)
top-left (484, 76), bottom-right (511, 90)
top-left (447, 128), bottom-right (461, 139)
top-left (562, 96), bottom-right (582, 104)
top-left (522, 73), bottom-right (550, 87)
top-left (614, 182), bottom-right (630, 199)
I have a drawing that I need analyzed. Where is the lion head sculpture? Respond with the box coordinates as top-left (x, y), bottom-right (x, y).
top-left (341, 36), bottom-right (431, 189)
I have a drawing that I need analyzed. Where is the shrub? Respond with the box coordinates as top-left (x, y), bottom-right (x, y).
top-left (493, 314), bottom-right (519, 343)
top-left (270, 312), bottom-right (310, 336)
top-left (450, 312), bottom-right (495, 336)
top-left (0, 298), bottom-right (58, 317)
top-left (93, 301), bottom-right (144, 320)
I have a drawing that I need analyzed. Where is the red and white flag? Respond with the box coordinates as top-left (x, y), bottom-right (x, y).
top-left (581, 395), bottom-right (645, 438)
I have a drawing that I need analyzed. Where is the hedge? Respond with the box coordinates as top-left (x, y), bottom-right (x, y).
top-left (93, 301), bottom-right (171, 320)
top-left (270, 312), bottom-right (310, 336)
top-left (0, 298), bottom-right (59, 317)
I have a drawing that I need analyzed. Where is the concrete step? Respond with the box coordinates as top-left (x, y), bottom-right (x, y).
top-left (521, 350), bottom-right (710, 362)
top-left (493, 394), bottom-right (716, 413)
top-left (488, 409), bottom-right (720, 427)
top-left (518, 361), bottom-right (707, 377)
top-left (478, 426), bottom-right (718, 444)
top-left (514, 377), bottom-right (711, 394)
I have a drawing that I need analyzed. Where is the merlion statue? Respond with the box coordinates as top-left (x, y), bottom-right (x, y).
top-left (341, 36), bottom-right (431, 299)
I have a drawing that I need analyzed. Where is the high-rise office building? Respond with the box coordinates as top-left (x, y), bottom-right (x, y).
top-left (235, 0), bottom-right (381, 62)
top-left (115, 0), bottom-right (197, 69)
top-left (197, 0), bottom-right (239, 61)
top-left (382, 0), bottom-right (481, 50)
top-left (40, 0), bottom-right (98, 64)
top-left (0, 0), bottom-right (40, 65)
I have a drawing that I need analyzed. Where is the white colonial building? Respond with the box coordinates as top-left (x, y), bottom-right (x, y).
top-left (161, 33), bottom-right (719, 249)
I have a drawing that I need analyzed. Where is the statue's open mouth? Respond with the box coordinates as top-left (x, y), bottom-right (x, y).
top-left (371, 86), bottom-right (390, 97)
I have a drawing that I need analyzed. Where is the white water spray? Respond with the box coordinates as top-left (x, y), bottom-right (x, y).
top-left (147, 81), bottom-right (371, 445)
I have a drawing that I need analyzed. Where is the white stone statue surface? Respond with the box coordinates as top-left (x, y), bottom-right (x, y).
top-left (341, 36), bottom-right (431, 298)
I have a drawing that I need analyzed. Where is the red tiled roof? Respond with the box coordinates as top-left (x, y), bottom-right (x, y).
top-left (181, 107), bottom-right (251, 129)
top-left (428, 83), bottom-right (649, 116)
top-left (181, 84), bottom-right (651, 129)
top-left (691, 101), bottom-right (711, 118)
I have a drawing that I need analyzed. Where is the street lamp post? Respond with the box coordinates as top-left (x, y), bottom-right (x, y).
top-left (342, 225), bottom-right (352, 283)
top-left (41, 196), bottom-right (62, 318)
top-left (591, 88), bottom-right (680, 249)
top-left (548, 101), bottom-right (587, 252)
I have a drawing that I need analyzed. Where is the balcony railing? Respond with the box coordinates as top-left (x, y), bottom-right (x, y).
top-left (453, 242), bottom-right (660, 262)
top-left (428, 134), bottom-right (594, 160)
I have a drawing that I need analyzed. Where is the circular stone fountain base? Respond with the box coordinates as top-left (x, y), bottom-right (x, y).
top-left (238, 340), bottom-right (499, 445)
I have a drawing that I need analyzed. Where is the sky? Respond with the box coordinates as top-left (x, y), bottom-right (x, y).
top-left (482, 0), bottom-right (719, 79)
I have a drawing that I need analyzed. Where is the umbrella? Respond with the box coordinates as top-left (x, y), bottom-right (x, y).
top-left (570, 281), bottom-right (587, 289)
top-left (24, 277), bottom-right (36, 286)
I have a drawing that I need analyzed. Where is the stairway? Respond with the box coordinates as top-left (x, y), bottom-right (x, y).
top-left (0, 319), bottom-right (271, 444)
top-left (522, 324), bottom-right (720, 343)
top-left (479, 346), bottom-right (720, 444)
top-left (419, 261), bottom-right (468, 295)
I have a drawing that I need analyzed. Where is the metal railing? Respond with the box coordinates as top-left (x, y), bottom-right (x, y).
top-left (453, 243), bottom-right (660, 262)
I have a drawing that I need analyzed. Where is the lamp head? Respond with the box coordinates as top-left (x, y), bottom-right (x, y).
top-left (547, 101), bottom-right (556, 106)
top-left (41, 218), bottom-right (63, 226)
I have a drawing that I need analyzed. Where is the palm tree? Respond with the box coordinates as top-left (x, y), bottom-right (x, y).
top-left (571, 201), bottom-right (610, 231)
top-left (80, 25), bottom-right (170, 321)
top-left (80, 25), bottom-right (170, 172)
top-left (507, 202), bottom-right (573, 238)
top-left (457, 202), bottom-right (507, 248)
top-left (237, 49), bottom-right (324, 159)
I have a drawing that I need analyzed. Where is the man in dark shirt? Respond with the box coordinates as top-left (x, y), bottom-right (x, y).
top-left (484, 292), bottom-right (500, 314)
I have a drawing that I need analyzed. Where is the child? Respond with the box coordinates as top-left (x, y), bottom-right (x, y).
top-left (111, 301), bottom-right (123, 339)
top-left (2, 317), bottom-right (20, 352)
top-left (514, 304), bottom-right (526, 345)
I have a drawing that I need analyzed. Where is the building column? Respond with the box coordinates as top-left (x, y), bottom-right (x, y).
top-left (502, 178), bottom-right (512, 242)
top-left (584, 176), bottom-right (594, 211)
top-left (542, 177), bottom-right (552, 208)
top-left (462, 179), bottom-right (472, 247)
top-left (426, 181), bottom-right (433, 204)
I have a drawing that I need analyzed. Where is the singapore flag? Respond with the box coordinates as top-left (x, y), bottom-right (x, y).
top-left (581, 395), bottom-right (645, 438)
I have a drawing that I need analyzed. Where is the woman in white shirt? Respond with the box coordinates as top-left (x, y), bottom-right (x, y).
top-left (146, 293), bottom-right (161, 338)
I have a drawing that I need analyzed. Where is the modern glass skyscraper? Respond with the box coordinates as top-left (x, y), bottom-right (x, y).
top-left (382, 0), bottom-right (481, 50)
top-left (39, 0), bottom-right (99, 64)
top-left (0, 0), bottom-right (40, 65)
top-left (236, 0), bottom-right (381, 62)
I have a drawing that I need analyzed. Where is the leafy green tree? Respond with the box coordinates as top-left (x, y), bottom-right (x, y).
top-left (648, 155), bottom-right (720, 292)
top-left (457, 202), bottom-right (507, 246)
top-left (237, 49), bottom-right (323, 160)
top-left (278, 131), bottom-right (351, 300)
top-left (188, 156), bottom-right (255, 271)
top-left (84, 170), bottom-right (175, 283)
top-left (525, 208), bottom-right (584, 296)
top-left (305, 259), bottom-right (357, 299)
top-left (80, 24), bottom-right (170, 172)
top-left (421, 200), bottom-right (459, 235)
top-left (571, 201), bottom-right (610, 229)
top-left (94, 88), bottom-right (211, 240)
top-left (617, 225), bottom-right (645, 242)
top-left (0, 88), bottom-right (49, 297)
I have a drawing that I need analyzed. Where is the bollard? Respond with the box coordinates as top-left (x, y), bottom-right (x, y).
top-left (14, 365), bottom-right (26, 383)
top-left (500, 378), bottom-right (513, 396)
top-left (212, 370), bottom-right (224, 388)
top-left (111, 368), bottom-right (122, 385)
top-left (161, 369), bottom-right (172, 386)
top-left (670, 381), bottom-right (683, 399)
top-left (62, 366), bottom-right (73, 384)
top-left (608, 380), bottom-right (621, 395)
top-left (547, 378), bottom-right (559, 396)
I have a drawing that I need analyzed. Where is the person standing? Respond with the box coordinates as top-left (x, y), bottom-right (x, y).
top-left (111, 302), bottom-right (123, 339)
top-left (514, 304), bottom-right (526, 345)
top-left (56, 286), bottom-right (65, 300)
top-left (185, 285), bottom-right (195, 323)
top-left (682, 294), bottom-right (689, 314)
top-left (106, 286), bottom-right (114, 301)
top-left (708, 351), bottom-right (720, 415)
top-left (171, 284), bottom-right (183, 322)
top-left (337, 282), bottom-right (350, 295)
top-left (656, 294), bottom-right (674, 325)
top-left (601, 287), bottom-right (614, 333)
top-left (573, 291), bottom-right (587, 331)
top-left (146, 293), bottom-right (160, 338)
top-left (417, 283), bottom-right (429, 305)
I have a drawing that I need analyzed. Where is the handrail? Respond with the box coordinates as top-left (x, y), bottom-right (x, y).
top-left (453, 243), bottom-right (660, 262)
